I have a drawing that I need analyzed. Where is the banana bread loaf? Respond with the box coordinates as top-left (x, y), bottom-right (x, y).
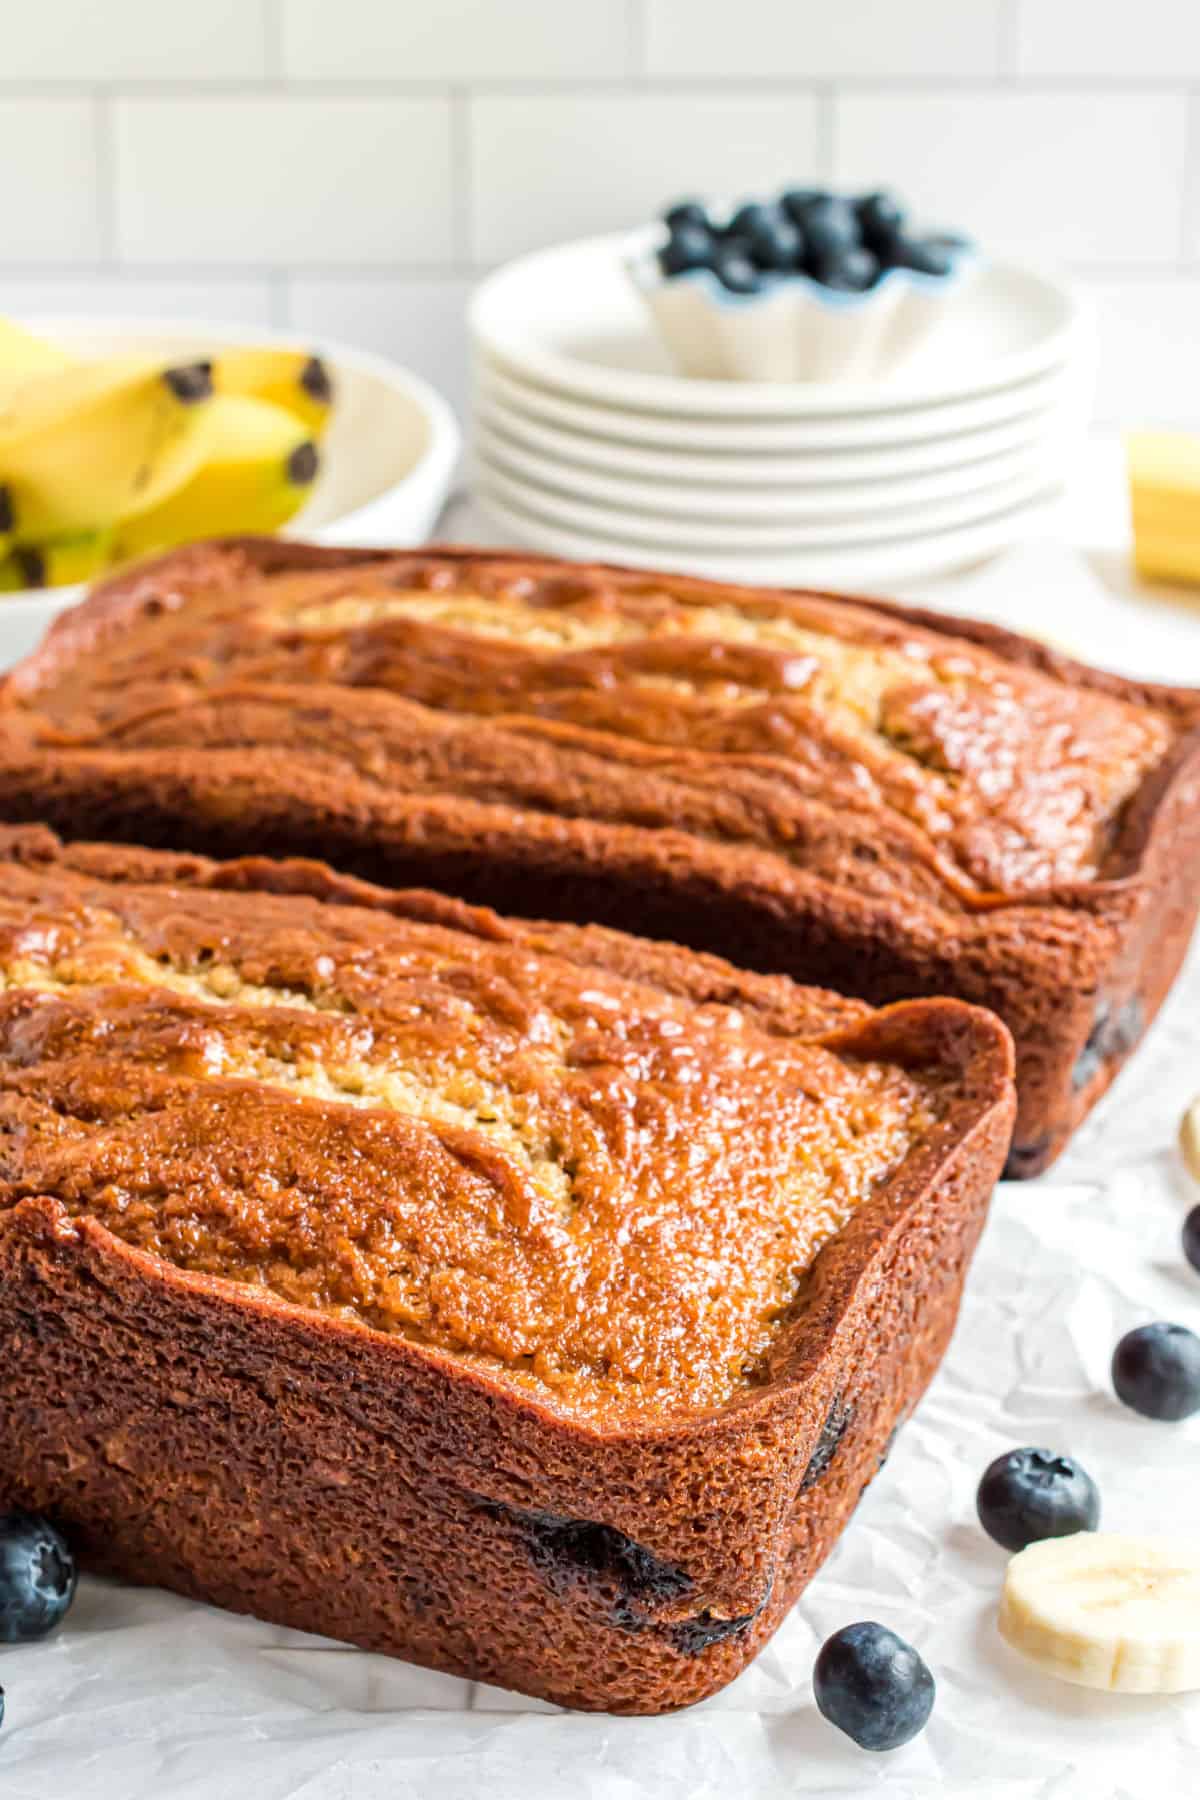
top-left (0, 537), bottom-right (1194, 1175)
top-left (0, 825), bottom-right (1014, 1712)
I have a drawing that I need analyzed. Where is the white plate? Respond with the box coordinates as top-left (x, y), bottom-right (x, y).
top-left (470, 236), bottom-right (1087, 417)
top-left (475, 417), bottom-right (1079, 524)
top-left (475, 352), bottom-right (1087, 452)
top-left (475, 378), bottom-right (1082, 487)
top-left (475, 453), bottom-right (1059, 551)
top-left (475, 480), bottom-right (1063, 588)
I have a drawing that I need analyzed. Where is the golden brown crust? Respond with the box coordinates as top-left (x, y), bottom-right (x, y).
top-left (5, 539), bottom-right (1185, 898)
top-left (0, 538), bottom-right (1196, 1174)
top-left (0, 827), bottom-right (1014, 1712)
top-left (0, 828), bottom-right (953, 1424)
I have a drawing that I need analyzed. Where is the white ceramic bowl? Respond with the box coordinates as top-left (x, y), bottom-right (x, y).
top-left (1, 316), bottom-right (460, 611)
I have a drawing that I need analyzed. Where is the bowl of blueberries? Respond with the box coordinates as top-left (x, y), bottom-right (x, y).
top-left (627, 186), bottom-right (976, 384)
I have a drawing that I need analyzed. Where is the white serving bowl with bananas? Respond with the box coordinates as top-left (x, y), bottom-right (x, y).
top-left (0, 317), bottom-right (459, 655)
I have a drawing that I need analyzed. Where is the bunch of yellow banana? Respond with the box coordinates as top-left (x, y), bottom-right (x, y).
top-left (0, 321), bottom-right (334, 591)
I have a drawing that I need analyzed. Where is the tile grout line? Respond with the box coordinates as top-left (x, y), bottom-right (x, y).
top-left (268, 270), bottom-right (291, 329)
top-left (0, 259), bottom-right (1192, 283)
top-left (0, 75), bottom-right (1196, 97)
top-left (450, 87), bottom-right (472, 267)
top-left (627, 0), bottom-right (646, 83)
top-left (815, 84), bottom-right (834, 181)
top-left (92, 93), bottom-right (118, 266)
top-left (0, 260), bottom-right (495, 281)
top-left (998, 0), bottom-right (1021, 82)
top-left (1182, 89), bottom-right (1198, 267)
top-left (261, 0), bottom-right (285, 83)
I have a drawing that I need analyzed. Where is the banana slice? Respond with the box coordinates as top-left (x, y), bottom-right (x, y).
top-left (1181, 1095), bottom-right (1200, 1186)
top-left (1000, 1533), bottom-right (1200, 1692)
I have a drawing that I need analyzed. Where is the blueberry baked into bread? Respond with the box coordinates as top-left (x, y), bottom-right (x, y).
top-left (0, 538), bottom-right (1196, 1175)
top-left (0, 826), bottom-right (1013, 1712)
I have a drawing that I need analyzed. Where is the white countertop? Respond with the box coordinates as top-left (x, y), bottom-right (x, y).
top-left (2, 449), bottom-right (1199, 1800)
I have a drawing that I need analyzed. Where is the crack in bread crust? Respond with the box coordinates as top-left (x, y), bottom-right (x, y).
top-left (11, 558), bottom-right (1176, 897)
top-left (0, 856), bottom-right (941, 1423)
top-left (0, 922), bottom-right (577, 1217)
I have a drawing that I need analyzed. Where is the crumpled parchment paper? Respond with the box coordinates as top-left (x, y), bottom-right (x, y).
top-left (2, 530), bottom-right (1199, 1799)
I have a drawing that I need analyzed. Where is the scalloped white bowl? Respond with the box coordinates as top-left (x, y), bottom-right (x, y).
top-left (624, 226), bottom-right (978, 383)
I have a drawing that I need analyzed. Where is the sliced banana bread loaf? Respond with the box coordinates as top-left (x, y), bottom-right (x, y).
top-left (0, 825), bottom-right (1013, 1712)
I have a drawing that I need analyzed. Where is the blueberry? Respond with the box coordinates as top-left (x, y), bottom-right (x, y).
top-left (746, 213), bottom-right (804, 271)
top-left (724, 200), bottom-right (775, 239)
top-left (1112, 1322), bottom-right (1200, 1421)
top-left (782, 187), bottom-right (830, 223)
top-left (887, 236), bottom-right (955, 278)
top-left (815, 246), bottom-right (880, 292)
top-left (813, 1621), bottom-right (935, 1753)
top-left (976, 1447), bottom-right (1101, 1553)
top-left (662, 198), bottom-right (710, 234)
top-left (713, 247), bottom-right (761, 295)
top-left (802, 197), bottom-right (862, 269)
top-left (1184, 1206), bottom-right (1200, 1276)
top-left (0, 1511), bottom-right (77, 1643)
top-left (720, 202), bottom-right (802, 271)
top-left (856, 190), bottom-right (906, 250)
top-left (659, 222), bottom-right (715, 277)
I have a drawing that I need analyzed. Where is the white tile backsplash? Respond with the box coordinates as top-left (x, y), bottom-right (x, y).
top-left (1015, 0), bottom-right (1200, 79)
top-left (0, 274), bottom-right (276, 328)
top-left (834, 91), bottom-right (1188, 264)
top-left (281, 0), bottom-right (631, 83)
top-left (1084, 276), bottom-right (1200, 427)
top-left (0, 100), bottom-right (102, 263)
top-left (114, 97), bottom-right (454, 266)
top-left (0, 0), bottom-right (269, 83)
top-left (645, 0), bottom-right (1003, 80)
top-left (285, 275), bottom-right (475, 419)
top-left (1188, 94), bottom-right (1200, 262)
top-left (0, 1), bottom-right (1195, 428)
top-left (469, 92), bottom-right (819, 262)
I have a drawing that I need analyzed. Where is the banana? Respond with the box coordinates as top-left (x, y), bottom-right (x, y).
top-left (0, 528), bottom-right (112, 591)
top-left (214, 346), bottom-right (334, 435)
top-left (0, 325), bottom-right (78, 534)
top-left (999, 1532), bottom-right (1200, 1692)
top-left (114, 393), bottom-right (319, 558)
top-left (0, 319), bottom-right (76, 400)
top-left (0, 353), bottom-right (213, 541)
top-left (1181, 1096), bottom-right (1200, 1185)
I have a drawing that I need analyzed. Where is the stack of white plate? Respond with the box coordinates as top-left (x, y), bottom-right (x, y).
top-left (470, 235), bottom-right (1095, 587)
